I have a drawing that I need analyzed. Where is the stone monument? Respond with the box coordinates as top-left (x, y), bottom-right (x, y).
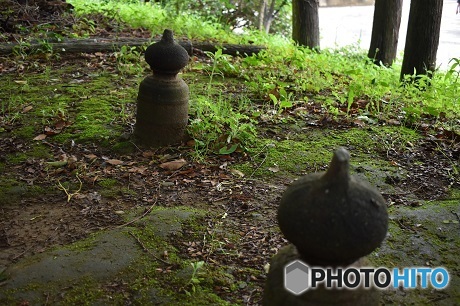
top-left (263, 147), bottom-right (388, 305)
top-left (134, 29), bottom-right (189, 147)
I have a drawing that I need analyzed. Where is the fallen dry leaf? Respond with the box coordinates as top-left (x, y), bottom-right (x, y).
top-left (33, 134), bottom-right (47, 141)
top-left (142, 151), bottom-right (154, 158)
top-left (128, 166), bottom-right (147, 174)
top-left (44, 126), bottom-right (59, 135)
top-left (84, 154), bottom-right (97, 160)
top-left (352, 119), bottom-right (365, 127)
top-left (186, 139), bottom-right (196, 147)
top-left (159, 159), bottom-right (187, 171)
top-left (230, 169), bottom-right (245, 177)
top-left (54, 120), bottom-right (68, 129)
top-left (106, 159), bottom-right (124, 165)
top-left (22, 106), bottom-right (33, 113)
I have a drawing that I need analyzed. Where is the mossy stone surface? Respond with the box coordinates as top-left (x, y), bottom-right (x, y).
top-left (0, 207), bottom-right (217, 305)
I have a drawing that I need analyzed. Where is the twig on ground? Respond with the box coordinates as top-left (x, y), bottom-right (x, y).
top-left (249, 153), bottom-right (268, 178)
top-left (116, 198), bottom-right (158, 228)
top-left (57, 174), bottom-right (82, 202)
top-left (129, 140), bottom-right (142, 152)
top-left (248, 143), bottom-right (275, 178)
top-left (245, 289), bottom-right (257, 306)
top-left (128, 231), bottom-right (170, 265)
top-left (12, 245), bottom-right (34, 261)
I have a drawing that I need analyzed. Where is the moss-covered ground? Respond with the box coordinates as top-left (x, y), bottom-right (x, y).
top-left (1, 43), bottom-right (459, 306)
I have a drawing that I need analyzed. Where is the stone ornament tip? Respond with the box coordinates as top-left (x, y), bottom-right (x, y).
top-left (144, 29), bottom-right (189, 75)
top-left (333, 147), bottom-right (350, 162)
top-left (323, 146), bottom-right (350, 183)
top-left (161, 29), bottom-right (174, 43)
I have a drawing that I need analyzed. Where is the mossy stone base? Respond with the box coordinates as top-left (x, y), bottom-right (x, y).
top-left (263, 244), bottom-right (380, 306)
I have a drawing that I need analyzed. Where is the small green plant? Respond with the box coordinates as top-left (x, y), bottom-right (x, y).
top-left (114, 45), bottom-right (145, 76)
top-left (445, 58), bottom-right (459, 81)
top-left (38, 39), bottom-right (53, 53)
top-left (71, 17), bottom-right (97, 37)
top-left (268, 87), bottom-right (293, 114)
top-left (40, 107), bottom-right (68, 126)
top-left (12, 38), bottom-right (31, 59)
top-left (188, 95), bottom-right (257, 158)
top-left (185, 261), bottom-right (205, 295)
top-left (205, 49), bottom-right (237, 91)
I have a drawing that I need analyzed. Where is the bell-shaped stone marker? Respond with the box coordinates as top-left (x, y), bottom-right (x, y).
top-left (134, 29), bottom-right (189, 147)
top-left (263, 147), bottom-right (388, 305)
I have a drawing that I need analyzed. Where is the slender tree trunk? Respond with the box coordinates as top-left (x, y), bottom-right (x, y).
top-left (368, 0), bottom-right (402, 66)
top-left (259, 0), bottom-right (288, 33)
top-left (263, 0), bottom-right (276, 33)
top-left (292, 0), bottom-right (320, 49)
top-left (258, 0), bottom-right (267, 30)
top-left (400, 0), bottom-right (443, 81)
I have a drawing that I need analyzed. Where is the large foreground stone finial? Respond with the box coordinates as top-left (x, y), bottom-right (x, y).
top-left (263, 148), bottom-right (388, 305)
top-left (277, 147), bottom-right (388, 266)
top-left (134, 29), bottom-right (190, 147)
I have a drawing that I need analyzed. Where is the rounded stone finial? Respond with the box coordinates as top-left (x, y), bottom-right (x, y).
top-left (144, 29), bottom-right (189, 75)
top-left (277, 147), bottom-right (388, 266)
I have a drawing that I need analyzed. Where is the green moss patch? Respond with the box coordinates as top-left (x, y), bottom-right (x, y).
top-left (2, 68), bottom-right (138, 147)
top-left (234, 126), bottom-right (414, 182)
top-left (0, 177), bottom-right (48, 205)
top-left (369, 189), bottom-right (460, 304)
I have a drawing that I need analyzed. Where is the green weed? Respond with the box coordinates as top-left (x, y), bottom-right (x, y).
top-left (184, 261), bottom-right (205, 295)
top-left (205, 48), bottom-right (237, 91)
top-left (114, 45), bottom-right (145, 76)
top-left (188, 94), bottom-right (257, 158)
top-left (11, 38), bottom-right (31, 59)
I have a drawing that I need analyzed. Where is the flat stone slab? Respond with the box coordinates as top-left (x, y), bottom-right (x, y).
top-left (372, 198), bottom-right (460, 304)
top-left (5, 230), bottom-right (137, 287)
top-left (0, 207), bottom-right (203, 303)
top-left (1, 229), bottom-right (140, 302)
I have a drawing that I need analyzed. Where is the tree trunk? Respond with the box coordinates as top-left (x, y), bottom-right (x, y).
top-left (263, 0), bottom-right (277, 33)
top-left (259, 0), bottom-right (287, 33)
top-left (368, 0), bottom-right (402, 66)
top-left (0, 38), bottom-right (266, 57)
top-left (400, 0), bottom-right (443, 81)
top-left (258, 0), bottom-right (267, 30)
top-left (292, 0), bottom-right (320, 49)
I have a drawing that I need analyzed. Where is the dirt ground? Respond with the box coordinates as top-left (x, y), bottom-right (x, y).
top-left (0, 81), bottom-right (457, 271)
top-left (1, 64), bottom-right (459, 303)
